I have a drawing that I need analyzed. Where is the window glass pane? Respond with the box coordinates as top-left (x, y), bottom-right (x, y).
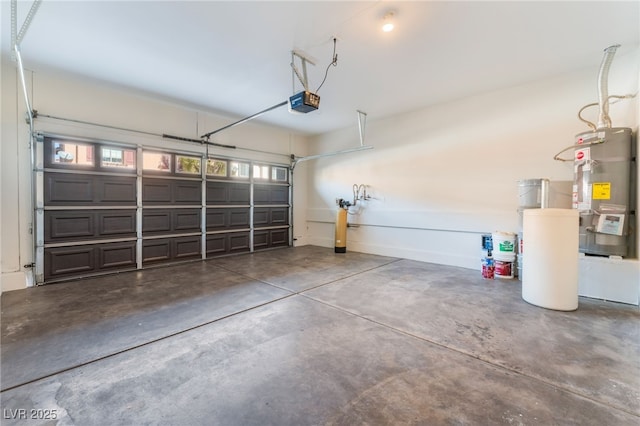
top-left (272, 166), bottom-right (288, 182)
top-left (53, 141), bottom-right (94, 166)
top-left (143, 152), bottom-right (171, 172)
top-left (230, 161), bottom-right (250, 178)
top-left (253, 165), bottom-right (270, 180)
top-left (176, 155), bottom-right (201, 175)
top-left (206, 159), bottom-right (227, 177)
top-left (101, 147), bottom-right (136, 169)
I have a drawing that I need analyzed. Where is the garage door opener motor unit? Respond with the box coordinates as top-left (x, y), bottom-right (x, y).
top-left (289, 90), bottom-right (320, 113)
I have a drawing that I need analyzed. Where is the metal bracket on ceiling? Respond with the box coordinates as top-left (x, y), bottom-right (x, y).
top-left (290, 110), bottom-right (372, 171)
top-left (357, 110), bottom-right (367, 146)
top-left (291, 50), bottom-right (317, 93)
top-left (11, 0), bottom-right (42, 54)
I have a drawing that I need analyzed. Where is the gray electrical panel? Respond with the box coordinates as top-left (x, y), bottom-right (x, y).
top-left (573, 127), bottom-right (635, 257)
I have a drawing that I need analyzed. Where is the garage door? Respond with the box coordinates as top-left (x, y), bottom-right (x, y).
top-left (37, 135), bottom-right (291, 284)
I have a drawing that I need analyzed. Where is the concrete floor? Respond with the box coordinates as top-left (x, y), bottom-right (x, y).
top-left (1, 246), bottom-right (638, 425)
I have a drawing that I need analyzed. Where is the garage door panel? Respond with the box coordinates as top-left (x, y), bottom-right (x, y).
top-left (45, 210), bottom-right (137, 243)
top-left (206, 182), bottom-right (250, 205)
top-left (98, 211), bottom-right (136, 236)
top-left (206, 210), bottom-right (226, 229)
top-left (45, 174), bottom-right (94, 204)
top-left (206, 235), bottom-right (227, 255)
top-left (98, 177), bottom-right (136, 203)
top-left (206, 232), bottom-right (250, 257)
top-left (174, 210), bottom-right (201, 231)
top-left (97, 242), bottom-right (136, 269)
top-left (254, 184), bottom-right (289, 205)
top-left (143, 211), bottom-right (172, 233)
top-left (45, 211), bottom-right (95, 242)
top-left (253, 208), bottom-right (269, 226)
top-left (45, 246), bottom-right (95, 278)
top-left (229, 232), bottom-right (250, 252)
top-left (174, 181), bottom-right (201, 204)
top-left (206, 182), bottom-right (227, 204)
top-left (174, 236), bottom-right (201, 259)
top-left (270, 229), bottom-right (289, 247)
top-left (271, 208), bottom-right (289, 225)
top-left (254, 229), bottom-right (289, 251)
top-left (142, 179), bottom-right (172, 204)
top-left (254, 231), bottom-right (269, 249)
top-left (142, 239), bottom-right (171, 263)
top-left (253, 186), bottom-right (269, 204)
top-left (270, 186), bottom-right (289, 204)
top-left (229, 209), bottom-right (250, 228)
top-left (228, 184), bottom-right (250, 204)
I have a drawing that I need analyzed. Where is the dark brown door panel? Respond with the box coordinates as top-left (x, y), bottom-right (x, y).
top-left (98, 210), bottom-right (136, 236)
top-left (98, 177), bottom-right (136, 203)
top-left (45, 174), bottom-right (94, 204)
top-left (206, 182), bottom-right (228, 204)
top-left (174, 236), bottom-right (201, 259)
top-left (229, 232), bottom-right (250, 252)
top-left (270, 229), bottom-right (289, 247)
top-left (253, 231), bottom-right (269, 249)
top-left (206, 235), bottom-right (227, 255)
top-left (45, 246), bottom-right (95, 278)
top-left (142, 239), bottom-right (171, 263)
top-left (142, 211), bottom-right (172, 233)
top-left (253, 208), bottom-right (269, 226)
top-left (228, 209), bottom-right (250, 228)
top-left (142, 179), bottom-right (172, 204)
top-left (271, 208), bottom-right (289, 225)
top-left (45, 211), bottom-right (95, 242)
top-left (228, 184), bottom-right (250, 204)
top-left (97, 242), bottom-right (136, 269)
top-left (174, 181), bottom-right (201, 204)
top-left (206, 210), bottom-right (226, 229)
top-left (174, 210), bottom-right (201, 231)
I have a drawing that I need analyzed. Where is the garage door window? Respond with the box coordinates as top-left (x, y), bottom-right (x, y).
top-left (272, 166), bottom-right (288, 182)
top-left (53, 141), bottom-right (94, 166)
top-left (143, 152), bottom-right (171, 172)
top-left (101, 147), bottom-right (136, 169)
top-left (230, 161), bottom-right (250, 179)
top-left (206, 159), bottom-right (227, 177)
top-left (253, 164), bottom-right (270, 180)
top-left (176, 155), bottom-right (201, 175)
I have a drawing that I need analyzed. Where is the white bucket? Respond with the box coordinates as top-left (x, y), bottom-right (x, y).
top-left (492, 231), bottom-right (516, 261)
top-left (495, 260), bottom-right (514, 279)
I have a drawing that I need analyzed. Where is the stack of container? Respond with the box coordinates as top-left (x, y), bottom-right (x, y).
top-left (492, 231), bottom-right (517, 279)
top-left (481, 235), bottom-right (494, 279)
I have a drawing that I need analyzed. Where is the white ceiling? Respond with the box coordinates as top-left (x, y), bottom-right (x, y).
top-left (3, 1), bottom-right (639, 136)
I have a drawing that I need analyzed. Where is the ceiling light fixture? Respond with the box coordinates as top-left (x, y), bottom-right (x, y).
top-left (382, 11), bottom-right (395, 32)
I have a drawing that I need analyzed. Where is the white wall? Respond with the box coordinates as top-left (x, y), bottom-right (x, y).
top-left (0, 60), bottom-right (310, 293)
top-left (305, 47), bottom-right (639, 302)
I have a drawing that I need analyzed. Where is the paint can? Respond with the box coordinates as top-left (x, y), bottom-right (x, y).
top-left (495, 260), bottom-right (514, 279)
top-left (481, 255), bottom-right (494, 279)
top-left (492, 231), bottom-right (516, 261)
